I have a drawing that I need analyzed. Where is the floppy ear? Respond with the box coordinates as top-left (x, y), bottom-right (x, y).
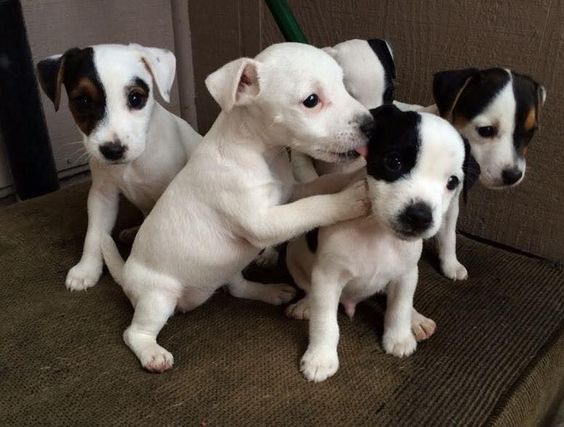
top-left (433, 68), bottom-right (480, 118)
top-left (130, 44), bottom-right (176, 103)
top-left (205, 58), bottom-right (260, 112)
top-left (367, 38), bottom-right (396, 79)
top-left (36, 53), bottom-right (65, 111)
top-left (536, 84), bottom-right (547, 128)
top-left (462, 136), bottom-right (481, 203)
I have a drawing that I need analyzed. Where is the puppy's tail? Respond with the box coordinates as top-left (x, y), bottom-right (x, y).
top-left (101, 234), bottom-right (125, 287)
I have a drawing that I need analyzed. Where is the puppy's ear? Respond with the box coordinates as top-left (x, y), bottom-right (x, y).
top-left (433, 68), bottom-right (480, 118)
top-left (462, 136), bottom-right (480, 203)
top-left (536, 84), bottom-right (547, 128)
top-left (37, 53), bottom-right (66, 111)
top-left (205, 58), bottom-right (260, 112)
top-left (131, 44), bottom-right (176, 103)
top-left (367, 39), bottom-right (396, 79)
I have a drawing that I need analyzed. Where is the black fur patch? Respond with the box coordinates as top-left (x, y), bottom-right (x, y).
top-left (305, 228), bottom-right (319, 253)
top-left (462, 137), bottom-right (480, 203)
top-left (512, 72), bottom-right (541, 155)
top-left (364, 104), bottom-right (421, 182)
top-left (367, 39), bottom-right (396, 104)
top-left (62, 47), bottom-right (106, 135)
top-left (433, 68), bottom-right (510, 121)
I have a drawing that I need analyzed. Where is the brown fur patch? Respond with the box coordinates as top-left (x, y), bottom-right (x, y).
top-left (68, 77), bottom-right (105, 135)
top-left (524, 107), bottom-right (536, 131)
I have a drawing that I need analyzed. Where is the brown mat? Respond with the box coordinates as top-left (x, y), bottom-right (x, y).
top-left (1, 183), bottom-right (563, 426)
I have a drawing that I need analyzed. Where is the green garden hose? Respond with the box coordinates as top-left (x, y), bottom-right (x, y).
top-left (264, 0), bottom-right (308, 43)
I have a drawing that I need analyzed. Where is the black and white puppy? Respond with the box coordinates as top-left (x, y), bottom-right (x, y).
top-left (430, 68), bottom-right (546, 279)
top-left (37, 44), bottom-right (202, 290)
top-left (286, 105), bottom-right (473, 382)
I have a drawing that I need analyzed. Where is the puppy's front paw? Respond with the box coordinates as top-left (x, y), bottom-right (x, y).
top-left (300, 346), bottom-right (339, 382)
top-left (336, 179), bottom-right (369, 221)
top-left (254, 247), bottom-right (279, 267)
top-left (140, 344), bottom-right (174, 373)
top-left (65, 261), bottom-right (102, 291)
top-left (261, 283), bottom-right (297, 305)
top-left (285, 297), bottom-right (310, 320)
top-left (441, 259), bottom-right (468, 281)
top-left (383, 330), bottom-right (417, 358)
top-left (411, 310), bottom-right (436, 341)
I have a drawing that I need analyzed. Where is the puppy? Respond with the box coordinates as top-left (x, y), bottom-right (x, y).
top-left (37, 44), bottom-right (202, 291)
top-left (101, 43), bottom-right (372, 373)
top-left (286, 105), bottom-right (472, 382)
top-left (430, 68), bottom-right (546, 279)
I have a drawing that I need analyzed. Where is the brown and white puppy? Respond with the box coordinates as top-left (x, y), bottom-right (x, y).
top-left (37, 43), bottom-right (202, 291)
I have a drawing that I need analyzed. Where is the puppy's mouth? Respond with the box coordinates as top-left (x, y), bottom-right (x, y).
top-left (323, 149), bottom-right (360, 163)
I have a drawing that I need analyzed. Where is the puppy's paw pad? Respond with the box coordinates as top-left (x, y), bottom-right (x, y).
top-left (442, 260), bottom-right (468, 281)
top-left (140, 346), bottom-right (174, 373)
top-left (285, 298), bottom-right (310, 320)
top-left (65, 263), bottom-right (101, 291)
top-left (262, 283), bottom-right (296, 305)
top-left (411, 313), bottom-right (436, 341)
top-left (255, 247), bottom-right (279, 267)
top-left (383, 332), bottom-right (417, 358)
top-left (300, 348), bottom-right (339, 382)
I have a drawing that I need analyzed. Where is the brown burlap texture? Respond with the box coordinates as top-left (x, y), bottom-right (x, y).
top-left (1, 183), bottom-right (563, 426)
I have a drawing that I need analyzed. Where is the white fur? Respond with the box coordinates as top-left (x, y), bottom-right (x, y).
top-left (101, 43), bottom-right (372, 372)
top-left (62, 44), bottom-right (202, 291)
top-left (286, 113), bottom-right (465, 382)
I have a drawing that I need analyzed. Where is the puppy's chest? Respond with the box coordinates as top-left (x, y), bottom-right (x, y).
top-left (341, 233), bottom-right (419, 297)
top-left (116, 166), bottom-right (173, 211)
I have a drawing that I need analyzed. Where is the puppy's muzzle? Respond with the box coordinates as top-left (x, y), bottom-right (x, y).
top-left (99, 141), bottom-right (127, 161)
top-left (399, 202), bottom-right (433, 234)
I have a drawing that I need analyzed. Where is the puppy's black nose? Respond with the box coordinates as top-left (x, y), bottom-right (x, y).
top-left (401, 202), bottom-right (433, 231)
top-left (502, 168), bottom-right (523, 185)
top-left (99, 142), bottom-right (126, 160)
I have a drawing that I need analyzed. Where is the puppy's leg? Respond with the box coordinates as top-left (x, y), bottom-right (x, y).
top-left (300, 269), bottom-right (342, 382)
top-left (243, 180), bottom-right (368, 249)
top-left (227, 272), bottom-right (296, 305)
top-left (411, 307), bottom-right (436, 341)
top-left (285, 295), bottom-right (310, 320)
top-left (124, 290), bottom-right (177, 373)
top-left (292, 150), bottom-right (319, 183)
top-left (437, 194), bottom-right (468, 281)
top-left (383, 268), bottom-right (418, 357)
top-left (66, 183), bottom-right (119, 291)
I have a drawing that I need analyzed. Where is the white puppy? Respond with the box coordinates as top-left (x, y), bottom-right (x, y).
top-left (37, 44), bottom-right (202, 291)
top-left (286, 105), bottom-right (472, 382)
top-left (101, 42), bottom-right (372, 373)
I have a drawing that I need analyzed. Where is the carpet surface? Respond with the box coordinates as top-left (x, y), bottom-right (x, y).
top-left (1, 183), bottom-right (563, 426)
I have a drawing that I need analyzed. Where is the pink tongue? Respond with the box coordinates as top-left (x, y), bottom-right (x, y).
top-left (355, 146), bottom-right (368, 157)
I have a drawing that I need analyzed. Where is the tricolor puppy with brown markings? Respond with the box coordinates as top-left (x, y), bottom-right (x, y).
top-left (430, 68), bottom-right (546, 280)
top-left (286, 105), bottom-right (475, 383)
top-left (37, 43), bottom-right (202, 291)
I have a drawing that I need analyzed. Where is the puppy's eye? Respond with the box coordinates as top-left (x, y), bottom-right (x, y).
top-left (477, 126), bottom-right (496, 138)
top-left (384, 154), bottom-right (401, 172)
top-left (447, 176), bottom-right (460, 190)
top-left (303, 94), bottom-right (319, 108)
top-left (73, 95), bottom-right (91, 108)
top-left (128, 91), bottom-right (146, 110)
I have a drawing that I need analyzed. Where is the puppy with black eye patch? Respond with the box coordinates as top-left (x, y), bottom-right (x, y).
top-left (37, 43), bottom-right (202, 291)
top-left (285, 105), bottom-right (474, 383)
